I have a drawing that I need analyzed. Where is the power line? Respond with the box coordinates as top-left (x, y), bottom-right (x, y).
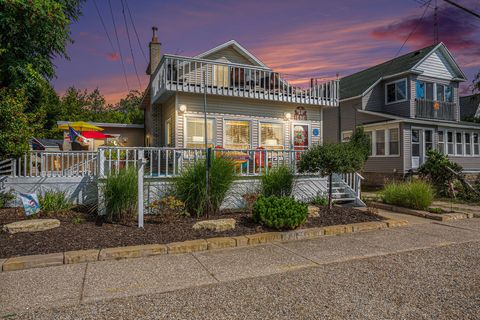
top-left (92, 0), bottom-right (115, 53)
top-left (443, 0), bottom-right (480, 19)
top-left (124, 0), bottom-right (148, 64)
top-left (108, 0), bottom-right (130, 92)
top-left (121, 0), bottom-right (142, 89)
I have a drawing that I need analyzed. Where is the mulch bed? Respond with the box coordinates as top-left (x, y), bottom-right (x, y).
top-left (0, 206), bottom-right (384, 258)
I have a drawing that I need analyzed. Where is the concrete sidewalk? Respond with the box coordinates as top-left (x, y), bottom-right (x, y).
top-left (1, 217), bottom-right (480, 317)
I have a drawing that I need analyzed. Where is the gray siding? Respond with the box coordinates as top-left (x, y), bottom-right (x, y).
top-left (363, 75), bottom-right (412, 118)
top-left (415, 50), bottom-right (456, 80)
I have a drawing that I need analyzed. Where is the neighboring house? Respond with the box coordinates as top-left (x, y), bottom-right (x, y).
top-left (460, 93), bottom-right (480, 120)
top-left (30, 138), bottom-right (63, 151)
top-left (324, 43), bottom-right (480, 185)
top-left (142, 28), bottom-right (339, 151)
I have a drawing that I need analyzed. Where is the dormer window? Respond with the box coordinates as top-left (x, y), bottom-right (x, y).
top-left (385, 78), bottom-right (407, 104)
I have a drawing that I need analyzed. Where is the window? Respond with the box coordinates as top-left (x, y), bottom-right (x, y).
top-left (366, 131), bottom-right (373, 156)
top-left (465, 133), bottom-right (471, 155)
top-left (341, 131), bottom-right (352, 142)
top-left (386, 79), bottom-right (407, 103)
top-left (416, 81), bottom-right (425, 100)
top-left (214, 65), bottom-right (229, 87)
top-left (225, 120), bottom-right (250, 149)
top-left (474, 133), bottom-right (479, 155)
top-left (389, 128), bottom-right (399, 155)
top-left (456, 132), bottom-right (463, 155)
top-left (436, 84), bottom-right (445, 102)
top-left (445, 86), bottom-right (453, 103)
top-left (438, 131), bottom-right (445, 154)
top-left (447, 131), bottom-right (454, 155)
top-left (165, 118), bottom-right (172, 146)
top-left (426, 83), bottom-right (434, 100)
top-left (186, 117), bottom-right (214, 148)
top-left (412, 129), bottom-right (420, 157)
top-left (376, 130), bottom-right (385, 156)
top-left (260, 122), bottom-right (284, 149)
top-left (425, 130), bottom-right (433, 152)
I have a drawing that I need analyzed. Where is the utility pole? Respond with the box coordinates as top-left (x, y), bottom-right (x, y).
top-left (203, 66), bottom-right (210, 217)
top-left (434, 0), bottom-right (439, 44)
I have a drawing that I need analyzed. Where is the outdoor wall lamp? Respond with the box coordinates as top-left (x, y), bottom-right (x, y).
top-left (284, 112), bottom-right (292, 120)
top-left (179, 104), bottom-right (187, 113)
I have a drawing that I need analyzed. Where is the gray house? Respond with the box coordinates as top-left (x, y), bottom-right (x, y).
top-left (324, 43), bottom-right (480, 185)
top-left (460, 94), bottom-right (480, 120)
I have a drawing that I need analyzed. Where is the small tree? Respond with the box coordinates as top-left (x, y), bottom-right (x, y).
top-left (418, 149), bottom-right (462, 197)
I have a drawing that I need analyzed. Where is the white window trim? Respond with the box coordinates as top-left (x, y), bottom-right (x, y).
top-left (473, 132), bottom-right (480, 156)
top-left (437, 130), bottom-right (445, 154)
top-left (223, 118), bottom-right (253, 149)
top-left (183, 115), bottom-right (216, 148)
top-left (385, 78), bottom-right (408, 105)
top-left (455, 131), bottom-right (464, 156)
top-left (291, 122), bottom-right (312, 149)
top-left (365, 126), bottom-right (400, 158)
top-left (258, 120), bottom-right (285, 149)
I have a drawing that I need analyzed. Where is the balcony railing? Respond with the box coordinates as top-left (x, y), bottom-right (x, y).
top-left (151, 54), bottom-right (339, 106)
top-left (415, 99), bottom-right (456, 121)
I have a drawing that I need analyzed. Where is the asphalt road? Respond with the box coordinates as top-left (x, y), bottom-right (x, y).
top-left (7, 220), bottom-right (480, 320)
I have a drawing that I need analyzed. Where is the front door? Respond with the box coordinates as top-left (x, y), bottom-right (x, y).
top-left (412, 128), bottom-right (433, 169)
top-left (292, 124), bottom-right (309, 150)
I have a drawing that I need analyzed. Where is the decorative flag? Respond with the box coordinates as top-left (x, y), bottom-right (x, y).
top-left (69, 126), bottom-right (90, 146)
top-left (19, 193), bottom-right (41, 216)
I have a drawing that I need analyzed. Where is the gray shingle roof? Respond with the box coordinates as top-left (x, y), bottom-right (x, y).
top-left (460, 94), bottom-right (480, 120)
top-left (339, 44), bottom-right (438, 100)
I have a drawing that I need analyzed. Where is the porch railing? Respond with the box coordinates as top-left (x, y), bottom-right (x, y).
top-left (151, 54), bottom-right (339, 107)
top-left (415, 99), bottom-right (456, 121)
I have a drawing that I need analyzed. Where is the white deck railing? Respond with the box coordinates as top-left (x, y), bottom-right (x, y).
top-left (151, 54), bottom-right (339, 107)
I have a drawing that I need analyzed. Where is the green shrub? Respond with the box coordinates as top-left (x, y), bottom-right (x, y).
top-left (310, 194), bottom-right (328, 206)
top-left (0, 190), bottom-right (15, 208)
top-left (253, 196), bottom-right (308, 230)
top-left (103, 167), bottom-right (138, 223)
top-left (261, 165), bottom-right (294, 197)
top-left (39, 191), bottom-right (73, 213)
top-left (382, 180), bottom-right (434, 210)
top-left (173, 157), bottom-right (236, 217)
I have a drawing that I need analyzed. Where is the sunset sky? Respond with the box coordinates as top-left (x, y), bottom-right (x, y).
top-left (52, 0), bottom-right (480, 104)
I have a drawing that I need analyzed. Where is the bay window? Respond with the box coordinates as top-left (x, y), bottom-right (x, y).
top-left (260, 122), bottom-right (284, 149)
top-left (465, 133), bottom-right (471, 155)
top-left (437, 131), bottom-right (445, 154)
top-left (386, 79), bottom-right (407, 104)
top-left (186, 117), bottom-right (214, 148)
top-left (225, 120), bottom-right (251, 149)
top-left (447, 131), bottom-right (454, 155)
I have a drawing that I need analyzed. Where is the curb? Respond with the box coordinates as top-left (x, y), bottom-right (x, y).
top-left (0, 218), bottom-right (408, 273)
top-left (370, 202), bottom-right (474, 221)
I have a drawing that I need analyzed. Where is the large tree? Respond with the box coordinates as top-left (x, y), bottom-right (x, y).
top-left (0, 0), bottom-right (83, 157)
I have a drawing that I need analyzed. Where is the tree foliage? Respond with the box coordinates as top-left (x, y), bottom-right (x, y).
top-left (0, 88), bottom-right (32, 159)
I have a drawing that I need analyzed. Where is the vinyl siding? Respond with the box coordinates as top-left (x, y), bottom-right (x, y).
top-left (363, 123), bottom-right (404, 174)
top-left (176, 93), bottom-right (323, 148)
top-left (202, 46), bottom-right (254, 65)
top-left (415, 50), bottom-right (456, 80)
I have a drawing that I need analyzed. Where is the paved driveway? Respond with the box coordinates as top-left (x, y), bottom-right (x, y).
top-left (2, 218), bottom-right (480, 319)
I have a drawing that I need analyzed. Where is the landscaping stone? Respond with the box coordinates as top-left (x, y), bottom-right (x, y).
top-left (246, 232), bottom-right (282, 245)
top-left (64, 249), bottom-right (100, 264)
top-left (99, 244), bottom-right (167, 261)
top-left (307, 205), bottom-right (320, 218)
top-left (295, 227), bottom-right (325, 240)
top-left (384, 219), bottom-right (408, 228)
top-left (231, 236), bottom-right (249, 247)
top-left (192, 218), bottom-right (236, 232)
top-left (206, 237), bottom-right (236, 250)
top-left (324, 225), bottom-right (350, 236)
top-left (2, 219), bottom-right (60, 234)
top-left (0, 259), bottom-right (6, 272)
top-left (167, 240), bottom-right (207, 254)
top-left (3, 253), bottom-right (64, 271)
top-left (350, 221), bottom-right (387, 232)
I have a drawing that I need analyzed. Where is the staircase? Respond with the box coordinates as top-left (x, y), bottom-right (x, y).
top-left (331, 173), bottom-right (365, 206)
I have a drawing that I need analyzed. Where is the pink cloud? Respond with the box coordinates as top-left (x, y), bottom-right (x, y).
top-left (106, 52), bottom-right (120, 61)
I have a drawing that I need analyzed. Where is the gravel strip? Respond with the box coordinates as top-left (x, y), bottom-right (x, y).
top-left (13, 241), bottom-right (480, 320)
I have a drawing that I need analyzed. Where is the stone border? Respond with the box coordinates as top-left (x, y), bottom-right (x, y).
top-left (370, 202), bottom-right (475, 221)
top-left (0, 218), bottom-right (407, 273)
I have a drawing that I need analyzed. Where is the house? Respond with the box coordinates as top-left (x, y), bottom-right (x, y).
top-left (460, 93), bottom-right (480, 120)
top-left (142, 27), bottom-right (339, 152)
top-left (324, 43), bottom-right (480, 185)
top-left (57, 121), bottom-right (144, 151)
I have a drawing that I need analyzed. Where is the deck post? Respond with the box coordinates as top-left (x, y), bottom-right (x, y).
top-left (138, 150), bottom-right (145, 228)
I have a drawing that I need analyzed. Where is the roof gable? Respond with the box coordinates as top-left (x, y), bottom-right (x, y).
top-left (340, 43), bottom-right (466, 100)
top-left (412, 44), bottom-right (466, 81)
top-left (195, 40), bottom-right (268, 68)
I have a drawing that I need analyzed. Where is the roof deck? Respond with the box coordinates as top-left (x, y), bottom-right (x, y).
top-left (151, 54), bottom-right (339, 107)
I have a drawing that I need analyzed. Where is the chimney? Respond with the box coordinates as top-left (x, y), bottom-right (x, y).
top-left (148, 26), bottom-right (161, 75)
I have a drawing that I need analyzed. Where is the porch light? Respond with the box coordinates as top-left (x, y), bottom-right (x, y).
top-left (284, 112), bottom-right (292, 120)
top-left (179, 104), bottom-right (187, 113)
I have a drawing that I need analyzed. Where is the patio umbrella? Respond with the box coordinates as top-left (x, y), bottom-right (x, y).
top-left (81, 131), bottom-right (113, 139)
top-left (57, 121), bottom-right (104, 132)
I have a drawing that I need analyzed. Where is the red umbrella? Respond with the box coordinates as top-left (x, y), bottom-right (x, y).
top-left (81, 131), bottom-right (114, 139)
